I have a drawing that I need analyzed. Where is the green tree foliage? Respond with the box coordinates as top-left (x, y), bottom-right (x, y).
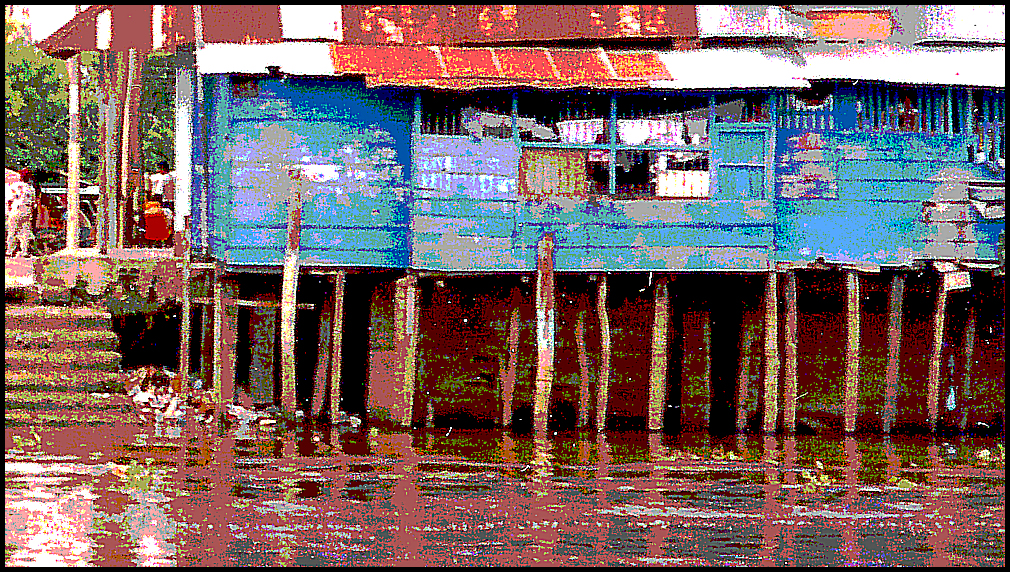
top-left (5, 20), bottom-right (174, 184)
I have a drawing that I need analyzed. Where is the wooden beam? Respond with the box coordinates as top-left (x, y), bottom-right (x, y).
top-left (502, 286), bottom-right (521, 428)
top-left (329, 271), bottom-right (346, 424)
top-left (843, 271), bottom-right (861, 434)
top-left (394, 274), bottom-right (421, 427)
top-left (958, 304), bottom-right (976, 432)
top-left (648, 275), bottom-right (670, 432)
top-left (65, 38), bottom-right (81, 251)
top-left (596, 274), bottom-right (611, 432)
top-left (248, 306), bottom-right (276, 406)
top-left (213, 277), bottom-right (238, 411)
top-left (575, 302), bottom-right (592, 429)
top-left (762, 272), bottom-right (780, 433)
top-left (311, 284), bottom-right (334, 418)
top-left (882, 274), bottom-right (905, 434)
top-left (279, 169), bottom-right (304, 414)
top-left (783, 271), bottom-right (799, 433)
top-left (179, 230), bottom-right (192, 387)
top-left (735, 318), bottom-right (756, 433)
top-left (927, 276), bottom-right (948, 433)
top-left (534, 233), bottom-right (556, 433)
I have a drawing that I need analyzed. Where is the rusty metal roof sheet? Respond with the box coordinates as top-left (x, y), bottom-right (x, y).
top-left (198, 43), bottom-right (674, 89)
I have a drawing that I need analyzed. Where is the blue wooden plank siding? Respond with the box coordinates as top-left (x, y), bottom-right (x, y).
top-left (195, 76), bottom-right (1002, 271)
top-left (201, 77), bottom-right (413, 267)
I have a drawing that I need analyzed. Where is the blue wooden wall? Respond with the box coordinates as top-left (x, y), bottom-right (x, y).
top-left (199, 77), bottom-right (413, 268)
top-left (774, 129), bottom-right (1003, 264)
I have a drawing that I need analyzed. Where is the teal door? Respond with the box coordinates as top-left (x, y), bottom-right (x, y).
top-left (712, 125), bottom-right (772, 200)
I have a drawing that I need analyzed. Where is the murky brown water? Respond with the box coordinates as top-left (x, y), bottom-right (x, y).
top-left (5, 420), bottom-right (1005, 567)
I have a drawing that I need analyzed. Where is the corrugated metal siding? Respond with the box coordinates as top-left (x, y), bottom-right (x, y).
top-left (775, 129), bottom-right (1003, 264)
top-left (206, 77), bottom-right (413, 267)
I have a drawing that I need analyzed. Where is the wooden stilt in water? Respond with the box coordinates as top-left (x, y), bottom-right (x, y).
top-left (762, 272), bottom-right (780, 433)
top-left (783, 272), bottom-right (799, 433)
top-left (648, 275), bottom-right (670, 432)
top-left (958, 304), bottom-right (976, 432)
top-left (279, 169), bottom-right (304, 414)
top-left (394, 274), bottom-right (421, 427)
top-left (843, 271), bottom-right (861, 433)
top-left (596, 274), bottom-right (611, 432)
top-left (179, 232), bottom-right (192, 389)
top-left (927, 275), bottom-right (948, 433)
top-left (575, 296), bottom-right (592, 429)
top-left (882, 274), bottom-right (905, 434)
top-left (329, 271), bottom-right (346, 423)
top-left (735, 319), bottom-right (756, 433)
top-left (502, 286), bottom-right (521, 428)
top-left (213, 277), bottom-right (238, 411)
top-left (534, 234), bottom-right (556, 433)
top-left (311, 283), bottom-right (335, 418)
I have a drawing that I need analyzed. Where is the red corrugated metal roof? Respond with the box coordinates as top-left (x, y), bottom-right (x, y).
top-left (327, 45), bottom-right (669, 89)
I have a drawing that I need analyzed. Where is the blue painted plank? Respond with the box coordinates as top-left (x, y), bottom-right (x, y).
top-left (227, 247), bottom-right (407, 268)
top-left (412, 198), bottom-right (516, 218)
top-left (230, 227), bottom-right (406, 252)
top-left (411, 215), bottom-right (514, 238)
top-left (519, 245), bottom-right (769, 271)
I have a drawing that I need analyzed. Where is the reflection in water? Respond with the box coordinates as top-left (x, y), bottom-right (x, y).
top-left (4, 424), bottom-right (1006, 566)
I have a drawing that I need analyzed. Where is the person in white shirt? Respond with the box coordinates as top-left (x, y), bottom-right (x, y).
top-left (147, 160), bottom-right (176, 211)
top-left (6, 170), bottom-right (36, 257)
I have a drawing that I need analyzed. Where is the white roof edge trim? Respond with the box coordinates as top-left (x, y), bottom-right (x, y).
top-left (196, 42), bottom-right (336, 76)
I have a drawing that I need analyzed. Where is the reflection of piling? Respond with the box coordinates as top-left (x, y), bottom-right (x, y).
top-left (958, 306), bottom-right (976, 432)
top-left (502, 286), bottom-right (522, 428)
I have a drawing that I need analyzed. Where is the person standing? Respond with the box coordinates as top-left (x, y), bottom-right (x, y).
top-left (6, 170), bottom-right (37, 257)
top-left (147, 160), bottom-right (176, 212)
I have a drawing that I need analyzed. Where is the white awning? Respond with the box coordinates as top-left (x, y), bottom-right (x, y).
top-left (197, 42), bottom-right (337, 76)
top-left (800, 44), bottom-right (1005, 88)
top-left (650, 48), bottom-right (810, 89)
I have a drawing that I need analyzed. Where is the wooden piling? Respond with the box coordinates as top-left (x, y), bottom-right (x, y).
top-left (502, 286), bottom-right (521, 428)
top-left (735, 320), bottom-right (756, 433)
top-left (65, 34), bottom-right (81, 251)
top-left (843, 271), bottom-right (861, 434)
top-left (958, 305), bottom-right (976, 432)
top-left (394, 274), bottom-right (421, 427)
top-left (648, 275), bottom-right (670, 432)
top-left (534, 234), bottom-right (556, 432)
top-left (927, 276), bottom-right (948, 433)
top-left (179, 232), bottom-right (192, 387)
top-left (783, 272), bottom-right (799, 433)
top-left (882, 274), bottom-right (905, 434)
top-left (279, 169), bottom-right (303, 414)
top-left (762, 272), bottom-right (780, 433)
top-left (329, 271), bottom-right (346, 423)
top-left (213, 277), bottom-right (238, 410)
top-left (575, 302), bottom-right (592, 429)
top-left (311, 284), bottom-right (335, 418)
top-left (595, 274), bottom-right (611, 432)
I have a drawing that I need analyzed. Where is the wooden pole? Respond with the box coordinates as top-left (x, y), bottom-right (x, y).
top-left (119, 48), bottom-right (140, 248)
top-left (843, 271), bottom-right (861, 434)
top-left (394, 274), bottom-right (421, 427)
top-left (65, 9), bottom-right (82, 251)
top-left (213, 276), bottom-right (237, 411)
top-left (762, 272), bottom-right (780, 433)
top-left (958, 304), bottom-right (976, 432)
top-left (279, 169), bottom-right (303, 414)
top-left (648, 275), bottom-right (670, 432)
top-left (179, 231), bottom-right (192, 386)
top-left (783, 272), bottom-right (799, 433)
top-left (882, 274), bottom-right (905, 434)
top-left (329, 271), bottom-right (346, 422)
top-left (927, 275), bottom-right (948, 433)
top-left (311, 284), bottom-right (335, 418)
top-left (575, 299), bottom-right (592, 429)
top-left (503, 285), bottom-right (521, 428)
top-left (735, 318), bottom-right (756, 433)
top-left (595, 274), bottom-right (611, 432)
top-left (534, 234), bottom-right (556, 433)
